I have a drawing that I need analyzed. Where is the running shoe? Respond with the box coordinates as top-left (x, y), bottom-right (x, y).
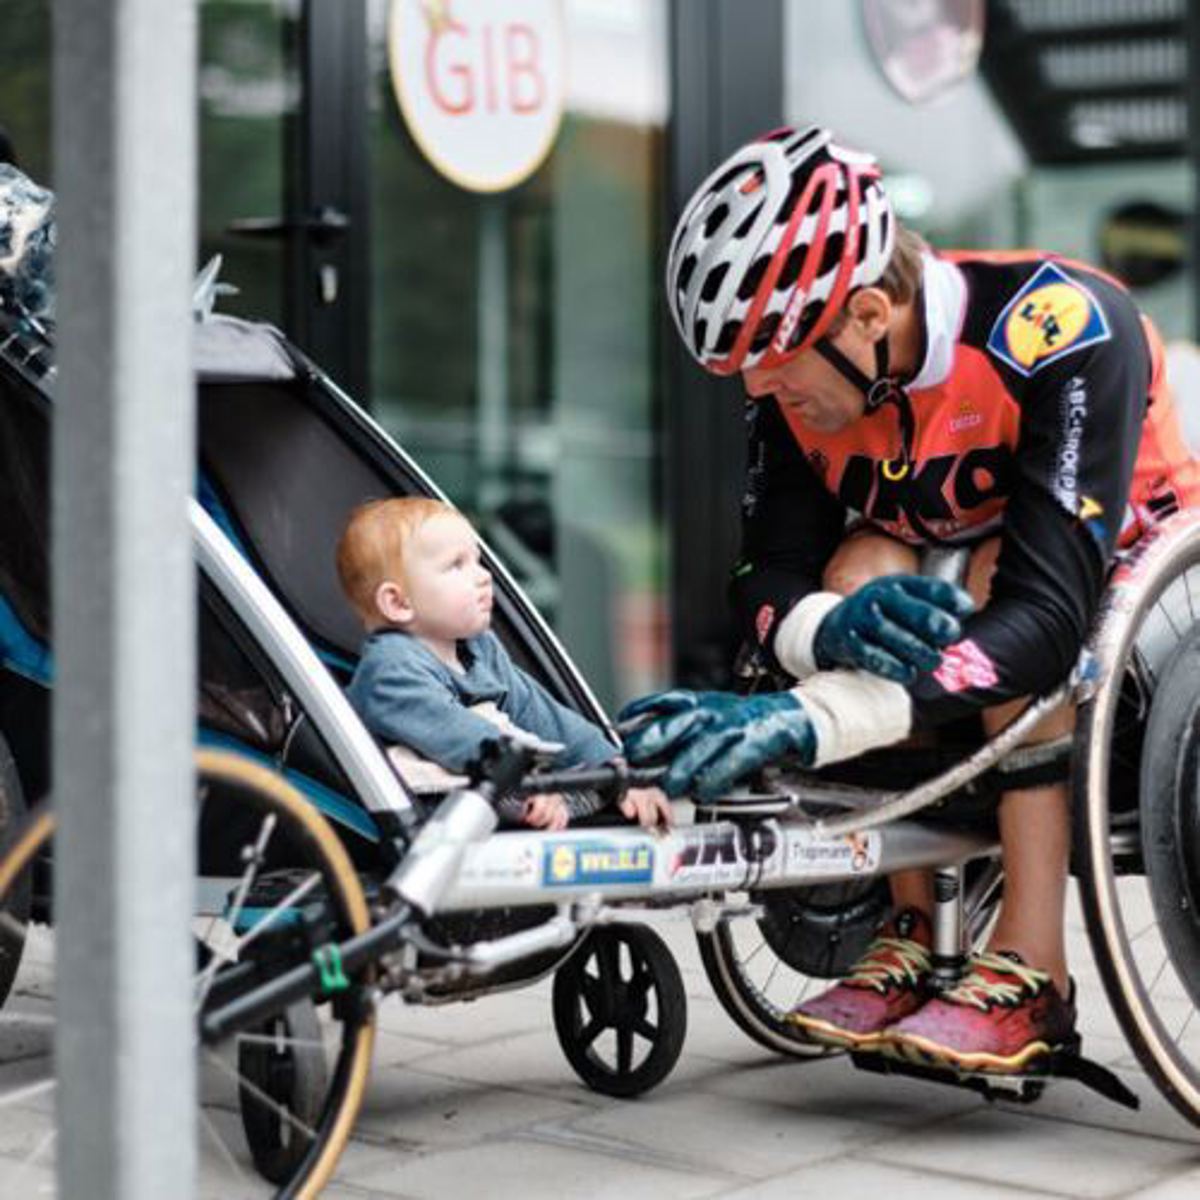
top-left (884, 950), bottom-right (1076, 1073)
top-left (787, 909), bottom-right (931, 1049)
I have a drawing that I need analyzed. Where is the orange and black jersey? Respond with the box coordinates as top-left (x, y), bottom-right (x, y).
top-left (734, 250), bottom-right (1200, 726)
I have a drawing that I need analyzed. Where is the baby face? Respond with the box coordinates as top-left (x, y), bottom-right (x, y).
top-left (401, 512), bottom-right (494, 642)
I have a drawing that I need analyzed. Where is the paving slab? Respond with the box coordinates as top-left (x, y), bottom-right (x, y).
top-left (330, 906), bottom-right (1199, 1199)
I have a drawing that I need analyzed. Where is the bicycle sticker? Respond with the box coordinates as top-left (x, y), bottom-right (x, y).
top-left (788, 830), bottom-right (880, 876)
top-left (542, 840), bottom-right (654, 887)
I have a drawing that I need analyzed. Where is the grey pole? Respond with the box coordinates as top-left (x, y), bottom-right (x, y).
top-left (52, 2), bottom-right (197, 1197)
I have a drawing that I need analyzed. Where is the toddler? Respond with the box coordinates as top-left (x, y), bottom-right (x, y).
top-left (338, 497), bottom-right (670, 830)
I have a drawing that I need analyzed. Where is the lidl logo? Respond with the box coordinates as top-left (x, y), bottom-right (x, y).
top-left (987, 262), bottom-right (1110, 377)
top-left (542, 841), bottom-right (654, 887)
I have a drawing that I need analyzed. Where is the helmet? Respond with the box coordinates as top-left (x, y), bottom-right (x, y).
top-left (666, 126), bottom-right (894, 377)
top-left (0, 163), bottom-right (56, 324)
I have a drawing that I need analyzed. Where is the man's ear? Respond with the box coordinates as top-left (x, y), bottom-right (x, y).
top-left (846, 287), bottom-right (892, 343)
top-left (374, 580), bottom-right (413, 626)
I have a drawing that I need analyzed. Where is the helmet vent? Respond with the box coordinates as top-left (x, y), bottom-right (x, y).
top-left (751, 311), bottom-right (781, 353)
top-left (714, 321), bottom-right (739, 355)
top-left (703, 202), bottom-right (730, 239)
top-left (777, 243), bottom-right (806, 291)
top-left (700, 261), bottom-right (729, 303)
top-left (733, 207), bottom-right (758, 239)
top-left (677, 253), bottom-right (697, 294)
top-left (737, 255), bottom-right (770, 301)
top-left (819, 230), bottom-right (847, 277)
top-left (692, 317), bottom-right (708, 351)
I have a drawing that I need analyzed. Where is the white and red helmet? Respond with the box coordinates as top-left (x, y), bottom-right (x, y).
top-left (667, 126), bottom-right (895, 376)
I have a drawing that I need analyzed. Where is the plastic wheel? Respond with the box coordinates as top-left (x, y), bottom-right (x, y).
top-left (1075, 512), bottom-right (1200, 1128)
top-left (0, 748), bottom-right (376, 1197)
top-left (552, 923), bottom-right (687, 1097)
top-left (0, 731), bottom-right (30, 1008)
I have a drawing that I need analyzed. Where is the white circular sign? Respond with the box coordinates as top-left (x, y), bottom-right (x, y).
top-left (388, 0), bottom-right (566, 193)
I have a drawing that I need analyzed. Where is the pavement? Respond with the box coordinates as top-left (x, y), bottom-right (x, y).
top-left (314, 893), bottom-right (1200, 1200)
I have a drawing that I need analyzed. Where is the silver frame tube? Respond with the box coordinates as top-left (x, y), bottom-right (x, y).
top-left (191, 502), bottom-right (413, 819)
top-left (434, 816), bottom-right (996, 913)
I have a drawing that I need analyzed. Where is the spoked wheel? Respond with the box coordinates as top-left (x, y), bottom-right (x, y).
top-left (238, 1000), bottom-right (330, 1185)
top-left (697, 878), bottom-right (888, 1057)
top-left (697, 862), bottom-right (1004, 1057)
top-left (552, 923), bottom-right (687, 1097)
top-left (0, 749), bottom-right (376, 1197)
top-left (1075, 513), bottom-right (1200, 1128)
top-left (0, 733), bottom-right (30, 1009)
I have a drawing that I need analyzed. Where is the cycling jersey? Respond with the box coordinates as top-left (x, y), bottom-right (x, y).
top-left (734, 250), bottom-right (1200, 726)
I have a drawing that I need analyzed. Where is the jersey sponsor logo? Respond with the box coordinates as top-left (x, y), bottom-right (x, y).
top-left (987, 262), bottom-right (1111, 377)
top-left (949, 402), bottom-right (982, 434)
top-left (1052, 376), bottom-right (1088, 512)
top-left (837, 445), bottom-right (1013, 533)
top-left (933, 638), bottom-right (999, 694)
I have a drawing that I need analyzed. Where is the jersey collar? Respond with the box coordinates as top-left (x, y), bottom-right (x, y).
top-left (909, 252), bottom-right (968, 391)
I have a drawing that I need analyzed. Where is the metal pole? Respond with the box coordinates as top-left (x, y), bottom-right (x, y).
top-left (477, 195), bottom-right (509, 512)
top-left (52, 1), bottom-right (197, 1197)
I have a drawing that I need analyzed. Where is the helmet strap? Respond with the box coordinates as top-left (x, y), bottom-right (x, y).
top-left (814, 331), bottom-right (915, 474)
top-left (814, 333), bottom-right (900, 413)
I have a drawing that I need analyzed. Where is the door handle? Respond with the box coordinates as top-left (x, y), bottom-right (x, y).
top-left (226, 205), bottom-right (349, 245)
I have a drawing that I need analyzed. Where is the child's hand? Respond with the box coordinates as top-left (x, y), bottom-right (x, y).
top-left (620, 785), bottom-right (673, 829)
top-left (523, 792), bottom-right (570, 831)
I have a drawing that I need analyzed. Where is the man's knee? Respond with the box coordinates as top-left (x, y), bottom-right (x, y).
top-left (822, 532), bottom-right (919, 596)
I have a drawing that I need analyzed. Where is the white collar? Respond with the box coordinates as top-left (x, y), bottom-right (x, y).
top-left (908, 252), bottom-right (967, 391)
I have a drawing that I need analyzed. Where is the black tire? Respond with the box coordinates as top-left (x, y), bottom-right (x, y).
top-left (1074, 513), bottom-right (1200, 1128)
top-left (697, 862), bottom-right (1004, 1058)
top-left (240, 999), bottom-right (332, 1185)
top-left (552, 923), bottom-right (687, 1098)
top-left (697, 881), bottom-right (887, 1058)
top-left (0, 731), bottom-right (30, 1009)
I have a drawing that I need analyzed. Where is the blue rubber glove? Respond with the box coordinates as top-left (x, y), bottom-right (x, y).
top-left (618, 690), bottom-right (748, 759)
top-left (813, 575), bottom-right (974, 684)
top-left (619, 690), bottom-right (814, 800)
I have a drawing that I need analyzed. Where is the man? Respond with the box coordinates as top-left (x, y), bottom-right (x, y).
top-left (622, 126), bottom-right (1200, 1072)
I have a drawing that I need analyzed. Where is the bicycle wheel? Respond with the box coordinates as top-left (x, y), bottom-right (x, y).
top-left (0, 732), bottom-right (30, 1009)
top-left (697, 859), bottom-right (1003, 1057)
top-left (0, 748), bottom-right (376, 1197)
top-left (1075, 511), bottom-right (1200, 1128)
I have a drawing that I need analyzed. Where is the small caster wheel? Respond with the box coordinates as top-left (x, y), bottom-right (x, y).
top-left (552, 923), bottom-right (686, 1098)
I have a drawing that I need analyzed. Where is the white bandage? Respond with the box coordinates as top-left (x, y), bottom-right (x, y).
top-left (773, 591), bottom-right (843, 679)
top-left (792, 670), bottom-right (913, 768)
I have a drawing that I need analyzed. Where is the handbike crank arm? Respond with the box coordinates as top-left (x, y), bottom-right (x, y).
top-left (198, 904), bottom-right (412, 1045)
top-left (813, 681), bottom-right (1073, 839)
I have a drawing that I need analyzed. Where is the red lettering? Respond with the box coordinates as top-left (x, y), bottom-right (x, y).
top-left (506, 24), bottom-right (545, 113)
top-left (422, 18), bottom-right (548, 118)
top-left (482, 23), bottom-right (499, 113)
top-left (425, 19), bottom-right (473, 115)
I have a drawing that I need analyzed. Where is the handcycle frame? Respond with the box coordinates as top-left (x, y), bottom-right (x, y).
top-left (198, 504), bottom-right (1200, 1128)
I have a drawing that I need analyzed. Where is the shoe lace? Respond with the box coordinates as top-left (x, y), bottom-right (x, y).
top-left (944, 951), bottom-right (1048, 1012)
top-left (846, 936), bottom-right (930, 994)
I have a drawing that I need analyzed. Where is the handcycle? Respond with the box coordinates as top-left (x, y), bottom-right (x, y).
top-left (1, 276), bottom-right (1198, 1197)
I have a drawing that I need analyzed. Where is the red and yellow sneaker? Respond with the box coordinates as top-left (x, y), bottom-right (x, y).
top-left (787, 909), bottom-right (931, 1049)
top-left (884, 950), bottom-right (1076, 1074)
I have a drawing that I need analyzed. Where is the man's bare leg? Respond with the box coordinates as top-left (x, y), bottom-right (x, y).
top-left (968, 540), bottom-right (1072, 995)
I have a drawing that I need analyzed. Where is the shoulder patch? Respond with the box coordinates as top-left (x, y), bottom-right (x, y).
top-left (986, 261), bottom-right (1111, 378)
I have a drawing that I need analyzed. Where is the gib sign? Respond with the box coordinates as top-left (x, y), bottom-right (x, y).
top-left (388, 0), bottom-right (566, 193)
